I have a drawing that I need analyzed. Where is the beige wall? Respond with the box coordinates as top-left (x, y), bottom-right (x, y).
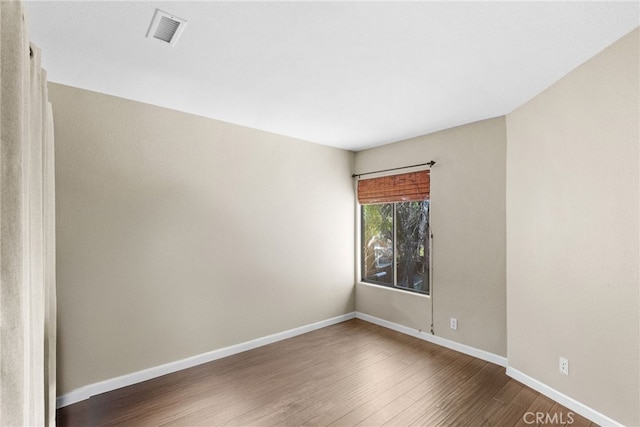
top-left (50, 84), bottom-right (355, 395)
top-left (354, 117), bottom-right (507, 357)
top-left (506, 29), bottom-right (639, 426)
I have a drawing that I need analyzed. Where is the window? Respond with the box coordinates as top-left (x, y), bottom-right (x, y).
top-left (358, 171), bottom-right (430, 295)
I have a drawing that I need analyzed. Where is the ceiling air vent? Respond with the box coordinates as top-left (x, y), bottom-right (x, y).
top-left (146, 9), bottom-right (187, 47)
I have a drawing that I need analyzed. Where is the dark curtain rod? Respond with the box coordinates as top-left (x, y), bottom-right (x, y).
top-left (351, 161), bottom-right (435, 178)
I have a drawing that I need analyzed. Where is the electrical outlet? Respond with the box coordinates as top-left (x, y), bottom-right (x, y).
top-left (450, 317), bottom-right (457, 330)
top-left (559, 357), bottom-right (569, 375)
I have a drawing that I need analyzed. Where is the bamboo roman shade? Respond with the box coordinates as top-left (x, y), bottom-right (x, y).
top-left (357, 170), bottom-right (430, 204)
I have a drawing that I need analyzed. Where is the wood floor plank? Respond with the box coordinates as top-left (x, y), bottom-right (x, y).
top-left (464, 397), bottom-right (508, 426)
top-left (435, 364), bottom-right (511, 426)
top-left (481, 401), bottom-right (532, 426)
top-left (354, 395), bottom-right (416, 426)
top-left (381, 396), bottom-right (431, 427)
top-left (56, 319), bottom-right (597, 427)
top-left (301, 355), bottom-right (432, 425)
top-left (511, 386), bottom-right (540, 409)
top-left (493, 379), bottom-right (526, 404)
top-left (324, 368), bottom-right (427, 426)
top-left (512, 394), bottom-right (556, 427)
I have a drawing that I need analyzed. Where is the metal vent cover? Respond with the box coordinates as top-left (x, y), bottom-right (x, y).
top-left (146, 9), bottom-right (187, 47)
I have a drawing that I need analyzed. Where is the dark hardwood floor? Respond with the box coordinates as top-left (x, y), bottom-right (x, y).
top-left (57, 319), bottom-right (596, 426)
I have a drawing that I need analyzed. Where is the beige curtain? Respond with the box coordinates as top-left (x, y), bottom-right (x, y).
top-left (1, 1), bottom-right (57, 426)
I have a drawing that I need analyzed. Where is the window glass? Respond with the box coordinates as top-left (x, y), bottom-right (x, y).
top-left (396, 201), bottom-right (429, 293)
top-left (362, 203), bottom-right (394, 285)
top-left (361, 201), bottom-right (429, 294)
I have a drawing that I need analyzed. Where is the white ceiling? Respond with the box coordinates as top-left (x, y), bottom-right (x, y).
top-left (24, 1), bottom-right (639, 151)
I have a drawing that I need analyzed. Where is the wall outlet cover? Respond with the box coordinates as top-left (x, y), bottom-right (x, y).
top-left (559, 357), bottom-right (569, 375)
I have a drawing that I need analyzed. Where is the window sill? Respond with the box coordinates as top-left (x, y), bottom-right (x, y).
top-left (357, 281), bottom-right (431, 298)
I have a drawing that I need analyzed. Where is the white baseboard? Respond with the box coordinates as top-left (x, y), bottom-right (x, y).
top-left (56, 312), bottom-right (356, 408)
top-left (506, 367), bottom-right (622, 427)
top-left (355, 312), bottom-right (508, 367)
